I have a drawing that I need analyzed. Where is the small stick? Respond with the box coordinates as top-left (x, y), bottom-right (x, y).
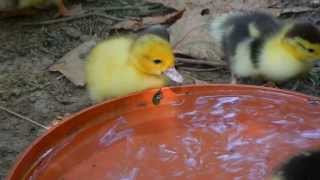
top-left (179, 67), bottom-right (222, 72)
top-left (21, 12), bottom-right (124, 26)
top-left (0, 105), bottom-right (49, 130)
top-left (176, 57), bottom-right (227, 67)
top-left (87, 6), bottom-right (143, 11)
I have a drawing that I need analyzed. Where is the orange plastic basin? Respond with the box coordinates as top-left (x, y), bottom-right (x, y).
top-left (7, 85), bottom-right (320, 180)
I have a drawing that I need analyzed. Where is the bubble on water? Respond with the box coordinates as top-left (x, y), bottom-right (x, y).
top-left (247, 161), bottom-right (268, 180)
top-left (159, 144), bottom-right (178, 162)
top-left (217, 152), bottom-right (243, 161)
top-left (213, 97), bottom-right (240, 108)
top-left (210, 107), bottom-right (225, 115)
top-left (185, 157), bottom-right (198, 169)
top-left (260, 104), bottom-right (276, 110)
top-left (182, 136), bottom-right (202, 155)
top-left (209, 122), bottom-right (227, 134)
top-left (234, 177), bottom-right (244, 180)
top-left (285, 114), bottom-right (305, 123)
top-left (136, 147), bottom-right (146, 160)
top-left (170, 99), bottom-right (185, 106)
top-left (99, 117), bottom-right (134, 147)
top-left (227, 137), bottom-right (250, 151)
top-left (261, 96), bottom-right (286, 105)
top-left (38, 148), bottom-right (53, 160)
top-left (282, 133), bottom-right (310, 148)
top-left (223, 112), bottom-right (237, 119)
top-left (300, 129), bottom-right (320, 139)
top-left (195, 96), bottom-right (216, 105)
top-left (190, 121), bottom-right (207, 129)
top-left (255, 133), bottom-right (278, 144)
top-left (220, 161), bottom-right (244, 173)
top-left (120, 168), bottom-right (140, 180)
top-left (271, 120), bottom-right (289, 125)
top-left (178, 110), bottom-right (198, 119)
top-left (172, 170), bottom-right (184, 177)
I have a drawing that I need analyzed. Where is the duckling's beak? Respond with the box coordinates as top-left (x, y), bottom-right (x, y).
top-left (163, 67), bottom-right (183, 83)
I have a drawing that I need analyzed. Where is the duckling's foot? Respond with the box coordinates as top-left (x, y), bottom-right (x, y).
top-left (231, 78), bottom-right (237, 84)
top-left (230, 73), bottom-right (237, 84)
top-left (290, 80), bottom-right (300, 91)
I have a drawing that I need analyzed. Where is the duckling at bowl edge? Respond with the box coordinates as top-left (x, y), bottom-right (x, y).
top-left (85, 26), bottom-right (183, 102)
top-left (209, 11), bottom-right (320, 83)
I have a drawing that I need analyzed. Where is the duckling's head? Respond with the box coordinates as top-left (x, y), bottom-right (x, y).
top-left (129, 34), bottom-right (183, 82)
top-left (282, 22), bottom-right (320, 62)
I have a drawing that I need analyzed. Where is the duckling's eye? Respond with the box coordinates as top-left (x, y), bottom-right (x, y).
top-left (297, 42), bottom-right (315, 53)
top-left (307, 48), bottom-right (315, 53)
top-left (153, 59), bottom-right (162, 64)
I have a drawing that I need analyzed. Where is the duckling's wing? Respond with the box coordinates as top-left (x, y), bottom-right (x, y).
top-left (210, 11), bottom-right (281, 58)
top-left (85, 37), bottom-right (133, 101)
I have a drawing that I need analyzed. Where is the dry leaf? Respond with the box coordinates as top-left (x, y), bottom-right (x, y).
top-left (166, 0), bottom-right (280, 61)
top-left (112, 10), bottom-right (184, 31)
top-left (170, 7), bottom-right (215, 60)
top-left (49, 39), bottom-right (97, 86)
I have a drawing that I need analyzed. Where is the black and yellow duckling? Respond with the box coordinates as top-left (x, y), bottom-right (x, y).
top-left (209, 11), bottom-right (320, 83)
top-left (85, 25), bottom-right (183, 102)
top-left (271, 150), bottom-right (320, 180)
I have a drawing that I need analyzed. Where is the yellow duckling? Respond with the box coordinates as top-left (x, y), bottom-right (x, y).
top-left (85, 25), bottom-right (183, 102)
top-left (0, 0), bottom-right (70, 16)
top-left (209, 11), bottom-right (320, 83)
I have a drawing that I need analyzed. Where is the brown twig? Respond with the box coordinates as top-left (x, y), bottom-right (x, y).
top-left (176, 57), bottom-right (227, 67)
top-left (179, 67), bottom-right (223, 72)
top-left (21, 12), bottom-right (124, 26)
top-left (87, 6), bottom-right (143, 12)
top-left (0, 105), bottom-right (49, 130)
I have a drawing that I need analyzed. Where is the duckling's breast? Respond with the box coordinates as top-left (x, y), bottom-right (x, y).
top-left (231, 39), bottom-right (260, 77)
top-left (111, 66), bottom-right (165, 94)
top-left (258, 40), bottom-right (309, 81)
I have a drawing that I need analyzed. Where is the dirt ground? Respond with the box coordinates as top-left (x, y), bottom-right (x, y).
top-left (0, 0), bottom-right (319, 179)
